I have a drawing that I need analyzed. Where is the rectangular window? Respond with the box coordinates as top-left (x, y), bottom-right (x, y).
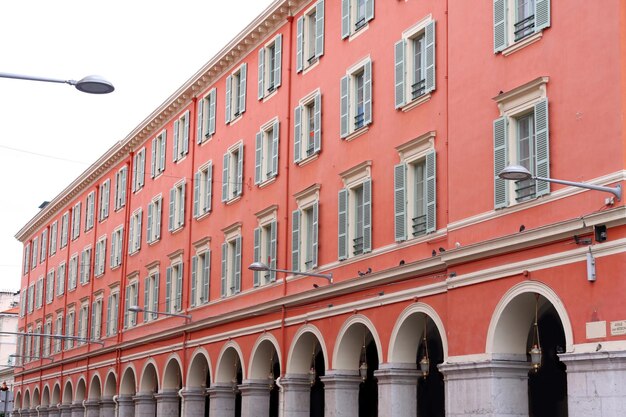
top-left (338, 179), bottom-right (372, 260)
top-left (57, 263), bottom-right (66, 296)
top-left (94, 236), bottom-right (107, 277)
top-left (253, 221), bottom-right (277, 286)
top-left (91, 297), bottom-right (103, 340)
top-left (106, 290), bottom-right (119, 337)
top-left (60, 212), bottom-right (69, 248)
top-left (494, 0), bottom-right (550, 53)
top-left (193, 163), bottom-right (213, 219)
top-left (43, 318), bottom-right (52, 357)
top-left (124, 280), bottom-right (139, 329)
top-left (143, 271), bottom-right (160, 322)
top-left (129, 209), bottom-right (143, 254)
top-left (258, 34), bottom-right (282, 99)
top-left (65, 309), bottom-right (75, 349)
top-left (99, 179), bottom-right (111, 221)
top-left (166, 263), bottom-right (184, 313)
top-left (24, 327), bottom-right (32, 361)
top-left (49, 221), bottom-right (58, 256)
top-left (225, 64), bottom-right (247, 123)
top-left (77, 302), bottom-right (89, 344)
top-left (110, 226), bottom-right (124, 268)
top-left (191, 251), bottom-right (210, 307)
top-left (340, 59), bottom-right (372, 138)
top-left (23, 243), bottom-right (30, 275)
top-left (197, 89), bottom-right (217, 143)
top-left (68, 254), bottom-right (78, 291)
top-left (221, 236), bottom-right (241, 297)
top-left (85, 191), bottom-right (95, 231)
top-left (168, 181), bottom-right (186, 232)
top-left (173, 111), bottom-right (190, 162)
top-left (255, 120), bottom-right (280, 185)
top-left (147, 196), bottom-right (163, 243)
top-left (35, 277), bottom-right (43, 309)
top-left (341, 0), bottom-right (374, 38)
top-left (296, 0), bottom-right (324, 72)
top-left (151, 130), bottom-right (167, 178)
top-left (33, 323), bottom-right (42, 359)
top-left (221, 143), bottom-right (244, 202)
top-left (46, 269), bottom-right (55, 304)
top-left (71, 202), bottom-right (81, 240)
top-left (27, 284), bottom-right (34, 313)
top-left (132, 148), bottom-right (146, 192)
top-left (31, 237), bottom-right (38, 269)
top-left (114, 166), bottom-right (128, 211)
top-left (80, 246), bottom-right (92, 285)
top-left (54, 314), bottom-right (63, 353)
top-left (40, 229), bottom-right (48, 262)
top-left (294, 93), bottom-right (321, 163)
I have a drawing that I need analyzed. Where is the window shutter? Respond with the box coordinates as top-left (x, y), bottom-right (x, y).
top-left (209, 89), bottom-right (217, 136)
top-left (236, 143), bottom-right (244, 196)
top-left (78, 308), bottom-right (84, 339)
top-left (152, 273), bottom-right (159, 319)
top-left (534, 99), bottom-right (550, 197)
top-left (165, 267), bottom-right (172, 313)
top-left (143, 277), bottom-right (149, 322)
top-left (136, 210), bottom-right (142, 250)
top-left (255, 132), bottom-right (263, 185)
top-left (194, 171), bottom-right (200, 218)
top-left (156, 199), bottom-right (162, 240)
top-left (147, 202), bottom-right (153, 243)
top-left (338, 188), bottom-right (348, 260)
top-left (202, 252), bottom-right (210, 303)
top-left (535, 0), bottom-right (550, 31)
top-left (183, 111), bottom-right (190, 155)
top-left (394, 40), bottom-right (406, 109)
top-left (341, 0), bottom-right (350, 39)
top-left (292, 210), bottom-right (300, 271)
top-left (131, 286), bottom-right (138, 326)
top-left (151, 138), bottom-right (157, 177)
top-left (274, 34), bottom-right (282, 88)
top-left (253, 227), bottom-right (261, 287)
top-left (296, 16), bottom-right (304, 72)
top-left (123, 287), bottom-right (129, 328)
top-left (394, 163), bottom-right (407, 242)
top-left (191, 256), bottom-right (198, 307)
top-left (180, 182), bottom-right (186, 227)
top-left (294, 105), bottom-right (302, 163)
top-left (173, 120), bottom-right (179, 162)
top-left (139, 149), bottom-right (145, 188)
top-left (222, 153), bottom-right (230, 202)
top-left (128, 216), bottom-right (135, 254)
top-left (106, 295), bottom-right (112, 336)
top-left (258, 47), bottom-right (265, 100)
top-left (425, 21), bottom-right (436, 93)
top-left (103, 181), bottom-right (110, 218)
top-left (221, 243), bottom-right (228, 297)
top-left (365, 0), bottom-right (374, 21)
top-left (314, 94), bottom-right (322, 153)
top-left (493, 116), bottom-right (509, 208)
top-left (121, 167), bottom-right (127, 207)
top-left (425, 150), bottom-right (437, 233)
top-left (225, 75), bottom-right (232, 124)
top-left (315, 0), bottom-right (325, 57)
top-left (363, 179), bottom-right (372, 253)
top-left (132, 154), bottom-right (138, 192)
top-left (168, 188), bottom-right (175, 231)
top-left (197, 99), bottom-right (204, 144)
top-left (234, 236), bottom-right (242, 293)
top-left (493, 0), bottom-right (507, 52)
top-left (206, 162), bottom-right (213, 212)
top-left (239, 63), bottom-right (247, 114)
top-left (270, 221), bottom-right (277, 282)
top-left (312, 202), bottom-right (319, 268)
top-left (340, 75), bottom-right (349, 138)
top-left (271, 120), bottom-right (279, 177)
top-left (160, 132), bottom-right (166, 172)
top-left (91, 302), bottom-right (97, 338)
top-left (363, 60), bottom-right (372, 126)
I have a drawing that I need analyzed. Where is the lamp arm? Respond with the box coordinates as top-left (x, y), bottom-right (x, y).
top-left (0, 72), bottom-right (73, 85)
top-left (271, 267), bottom-right (333, 282)
top-left (140, 308), bottom-right (191, 320)
top-left (534, 176), bottom-right (622, 201)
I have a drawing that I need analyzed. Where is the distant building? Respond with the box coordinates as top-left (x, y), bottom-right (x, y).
top-left (0, 291), bottom-right (19, 416)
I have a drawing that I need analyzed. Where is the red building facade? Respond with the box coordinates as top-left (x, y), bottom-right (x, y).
top-left (13, 1), bottom-right (626, 416)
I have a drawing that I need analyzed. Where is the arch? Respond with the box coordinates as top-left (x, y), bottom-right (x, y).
top-left (51, 382), bottom-right (61, 406)
top-left (248, 333), bottom-right (281, 380)
top-left (120, 364), bottom-right (137, 396)
top-left (88, 373), bottom-right (102, 400)
top-left (162, 354), bottom-right (183, 390)
top-left (215, 341), bottom-right (245, 383)
top-left (287, 324), bottom-right (329, 374)
top-left (486, 281), bottom-right (574, 356)
top-left (23, 389), bottom-right (31, 409)
top-left (139, 360), bottom-right (159, 394)
top-left (75, 377), bottom-right (87, 402)
top-left (333, 314), bottom-right (383, 370)
top-left (14, 390), bottom-right (22, 410)
top-left (388, 302), bottom-right (449, 363)
top-left (103, 370), bottom-right (118, 398)
top-left (62, 379), bottom-right (73, 405)
top-left (42, 384), bottom-right (51, 407)
top-left (186, 348), bottom-right (212, 388)
top-left (32, 386), bottom-right (41, 407)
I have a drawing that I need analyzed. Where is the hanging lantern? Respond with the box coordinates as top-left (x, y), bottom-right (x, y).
top-left (530, 294), bottom-right (542, 372)
top-left (268, 353), bottom-right (275, 390)
top-left (309, 345), bottom-right (317, 386)
top-left (232, 359), bottom-right (239, 392)
top-left (359, 334), bottom-right (368, 382)
top-left (420, 315), bottom-right (430, 378)
top-left (529, 344), bottom-right (542, 372)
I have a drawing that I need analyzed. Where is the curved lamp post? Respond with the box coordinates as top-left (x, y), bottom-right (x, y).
top-left (248, 261), bottom-right (333, 283)
top-left (498, 165), bottom-right (622, 201)
top-left (128, 305), bottom-right (192, 322)
top-left (0, 72), bottom-right (114, 94)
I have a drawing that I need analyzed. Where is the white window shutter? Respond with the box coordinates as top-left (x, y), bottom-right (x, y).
top-left (363, 179), bottom-right (372, 253)
top-left (152, 273), bottom-right (159, 319)
top-left (425, 20), bottom-right (436, 93)
top-left (191, 256), bottom-right (198, 307)
top-left (206, 162), bottom-right (213, 212)
top-left (236, 143), bottom-right (244, 196)
top-left (425, 150), bottom-right (437, 233)
top-left (271, 120), bottom-right (279, 177)
top-left (341, 0), bottom-right (350, 39)
top-left (535, 0), bottom-right (550, 31)
top-left (338, 188), bottom-right (348, 260)
top-left (160, 132), bottom-right (166, 172)
top-left (128, 216), bottom-right (135, 254)
top-left (193, 171), bottom-right (200, 218)
top-left (363, 60), bottom-right (372, 126)
top-left (270, 220), bottom-right (277, 282)
top-left (143, 277), bottom-right (149, 322)
top-left (365, 0), bottom-right (374, 22)
top-left (394, 39), bottom-right (406, 109)
top-left (222, 153), bottom-right (230, 202)
top-left (394, 163), bottom-right (407, 242)
top-left (165, 267), bottom-right (172, 312)
top-left (209, 89), bottom-right (217, 136)
top-left (493, 0), bottom-right (507, 52)
top-left (274, 34), bottom-right (282, 88)
top-left (234, 236), bottom-right (242, 293)
top-left (168, 187), bottom-right (175, 231)
top-left (151, 138), bottom-right (157, 177)
top-left (196, 98), bottom-right (204, 144)
top-left (156, 198), bottom-right (162, 240)
top-left (225, 75), bottom-right (232, 124)
top-left (340, 75), bottom-right (349, 138)
top-left (296, 16), bottom-right (304, 72)
top-left (534, 99), bottom-right (550, 197)
top-left (239, 63), bottom-right (247, 114)
top-left (315, 0), bottom-right (325, 58)
top-left (202, 252), bottom-right (210, 303)
top-left (183, 111), bottom-right (190, 155)
top-left (294, 105), bottom-right (302, 162)
top-left (253, 227), bottom-right (261, 287)
top-left (255, 132), bottom-right (263, 184)
top-left (179, 182), bottom-right (186, 227)
top-left (493, 116), bottom-right (509, 208)
top-left (314, 94), bottom-right (322, 153)
top-left (147, 202), bottom-right (153, 243)
top-left (258, 47), bottom-right (265, 100)
top-left (292, 210), bottom-right (300, 272)
top-left (173, 120), bottom-right (179, 161)
top-left (136, 210), bottom-right (142, 250)
top-left (221, 243), bottom-right (228, 297)
top-left (312, 202), bottom-right (319, 268)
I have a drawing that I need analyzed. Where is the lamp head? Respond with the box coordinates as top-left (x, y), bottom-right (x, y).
top-left (73, 75), bottom-right (115, 94)
top-left (499, 165), bottom-right (533, 181)
top-left (248, 261), bottom-right (269, 272)
top-left (128, 305), bottom-right (143, 313)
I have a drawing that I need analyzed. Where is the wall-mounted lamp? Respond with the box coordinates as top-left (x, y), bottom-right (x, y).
top-left (248, 262), bottom-right (332, 283)
top-left (0, 72), bottom-right (114, 94)
top-left (128, 306), bottom-right (191, 322)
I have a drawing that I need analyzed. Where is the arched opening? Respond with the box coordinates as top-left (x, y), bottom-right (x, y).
top-left (14, 391), bottom-right (21, 412)
top-left (32, 387), bottom-right (40, 408)
top-left (249, 338), bottom-right (281, 417)
top-left (120, 367), bottom-right (137, 397)
top-left (187, 352), bottom-right (211, 417)
top-left (416, 318), bottom-right (445, 417)
top-left (51, 384), bottom-right (61, 407)
top-left (139, 362), bottom-right (159, 417)
top-left (215, 346), bottom-right (243, 417)
top-left (88, 375), bottom-right (102, 401)
top-left (75, 378), bottom-right (86, 402)
top-left (62, 380), bottom-right (73, 406)
top-left (104, 372), bottom-right (118, 400)
top-left (140, 363), bottom-right (159, 395)
top-left (42, 385), bottom-right (51, 407)
top-left (23, 389), bottom-right (31, 410)
top-left (162, 357), bottom-right (183, 415)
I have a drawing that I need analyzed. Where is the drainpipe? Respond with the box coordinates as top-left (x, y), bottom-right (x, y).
top-left (112, 394), bottom-right (119, 417)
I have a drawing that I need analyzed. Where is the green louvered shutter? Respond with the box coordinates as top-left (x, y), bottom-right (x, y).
top-left (151, 138), bottom-right (157, 177)
top-left (193, 171), bottom-right (200, 218)
top-left (165, 267), bottom-right (172, 312)
top-left (253, 227), bottom-right (261, 287)
top-left (296, 16), bottom-right (304, 72)
top-left (225, 75), bottom-right (232, 124)
top-left (239, 63), bottom-right (247, 114)
top-left (152, 273), bottom-right (159, 319)
top-left (425, 149), bottom-right (437, 233)
top-left (106, 296), bottom-right (112, 336)
top-left (341, 0), bottom-right (350, 39)
top-left (258, 47), bottom-right (265, 100)
top-left (143, 277), bottom-right (149, 322)
top-left (147, 203), bottom-right (153, 242)
top-left (394, 39), bottom-right (406, 109)
top-left (159, 132), bottom-right (166, 172)
top-left (269, 220), bottom-right (277, 282)
top-left (206, 162), bottom-right (213, 213)
top-left (365, 0), bottom-right (374, 22)
top-left (222, 153), bottom-right (230, 202)
top-left (494, 0), bottom-right (508, 52)
top-left (191, 256), bottom-right (197, 307)
top-left (90, 301), bottom-right (96, 337)
top-left (173, 120), bottom-right (179, 162)
top-left (292, 210), bottom-right (301, 271)
top-left (196, 99), bottom-right (203, 144)
top-left (128, 216), bottom-right (135, 254)
top-left (255, 132), bottom-right (263, 184)
top-left (534, 99), bottom-right (550, 197)
top-left (234, 236), bottom-right (242, 293)
top-left (494, 116), bottom-right (509, 208)
top-left (294, 105), bottom-right (302, 163)
top-left (363, 60), bottom-right (372, 126)
top-left (202, 251), bottom-right (210, 303)
top-left (315, 0), bottom-right (325, 57)
top-left (312, 202), bottom-right (319, 268)
top-left (314, 94), bottom-right (321, 153)
top-left (123, 287), bottom-right (129, 328)
top-left (340, 75), bottom-right (349, 138)
top-left (168, 188), bottom-right (175, 231)
top-left (425, 20), bottom-right (436, 93)
top-left (209, 89), bottom-right (217, 136)
top-left (274, 34), bottom-right (282, 88)
top-left (363, 179), bottom-right (372, 253)
top-left (236, 143), bottom-right (244, 196)
top-left (338, 189), bottom-right (348, 260)
top-left (271, 120), bottom-right (279, 177)
top-left (175, 264), bottom-right (183, 312)
top-left (183, 111), bottom-right (190, 155)
top-left (155, 198), bottom-right (162, 240)
top-left (221, 243), bottom-right (228, 297)
top-left (394, 163), bottom-right (407, 242)
top-left (535, 0), bottom-right (550, 31)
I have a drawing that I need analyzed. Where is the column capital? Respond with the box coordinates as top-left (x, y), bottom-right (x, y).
top-left (239, 379), bottom-right (272, 396)
top-left (180, 387), bottom-right (207, 399)
top-left (84, 400), bottom-right (100, 408)
top-left (559, 349), bottom-right (626, 371)
top-left (320, 370), bottom-right (362, 389)
top-left (438, 359), bottom-right (530, 381)
top-left (154, 389), bottom-right (181, 401)
top-left (280, 374), bottom-right (312, 391)
top-left (116, 395), bottom-right (135, 405)
top-left (132, 392), bottom-right (156, 404)
top-left (374, 363), bottom-right (421, 385)
top-left (207, 383), bottom-right (237, 399)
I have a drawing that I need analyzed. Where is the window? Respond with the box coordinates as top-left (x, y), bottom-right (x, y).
top-left (91, 297), bottom-right (103, 340)
top-left (77, 301), bottom-right (89, 344)
top-left (43, 318), bottom-right (52, 357)
top-left (106, 289), bottom-right (120, 337)
top-left (338, 162), bottom-right (372, 260)
top-left (19, 289), bottom-right (26, 317)
top-left (166, 262), bottom-right (184, 313)
top-left (15, 332), bottom-right (23, 364)
top-left (54, 313), bottom-right (63, 353)
top-left (132, 148), bottom-right (146, 192)
top-left (46, 269), bottom-right (54, 304)
top-left (123, 279), bottom-right (139, 329)
top-left (114, 166), bottom-right (128, 211)
top-left (493, 78), bottom-right (550, 208)
top-left (40, 229), bottom-right (48, 262)
top-left (33, 322), bottom-right (42, 358)
top-left (71, 202), bottom-right (81, 240)
top-left (129, 209), bottom-right (143, 254)
top-left (255, 119), bottom-right (280, 185)
top-left (151, 130), bottom-right (167, 178)
top-left (65, 308), bottom-right (75, 349)
top-left (147, 196), bottom-right (163, 243)
top-left (193, 162), bottom-right (213, 218)
top-left (85, 191), bottom-right (95, 231)
top-left (394, 19), bottom-right (435, 109)
top-left (143, 270), bottom-right (160, 322)
top-left (49, 221), bottom-right (58, 256)
top-left (31, 237), bottom-right (38, 269)
top-left (99, 179), bottom-right (110, 221)
top-left (35, 277), bottom-right (43, 309)
top-left (341, 0), bottom-right (374, 38)
top-left (225, 63), bottom-right (247, 123)
top-left (221, 142), bottom-right (244, 202)
top-left (253, 217), bottom-right (277, 287)
top-left (173, 111), bottom-right (190, 162)
top-left (294, 92), bottom-right (321, 163)
top-left (494, 0), bottom-right (550, 53)
top-left (68, 254), bottom-right (78, 291)
top-left (197, 89), bottom-right (217, 143)
top-left (80, 246), bottom-right (92, 285)
top-left (60, 212), bottom-right (69, 248)
top-left (191, 250), bottom-right (210, 307)
top-left (221, 228), bottom-right (241, 297)
top-left (25, 326), bottom-right (32, 362)
top-left (27, 284), bottom-right (34, 313)
top-left (296, 0), bottom-right (324, 72)
top-left (293, 200), bottom-right (319, 272)
top-left (23, 243), bottom-right (30, 275)
top-left (94, 236), bottom-right (107, 277)
top-left (110, 226), bottom-right (124, 268)
top-left (340, 59), bottom-right (372, 138)
top-left (168, 181), bottom-right (186, 232)
top-left (57, 263), bottom-right (66, 296)
top-left (258, 34), bottom-right (282, 99)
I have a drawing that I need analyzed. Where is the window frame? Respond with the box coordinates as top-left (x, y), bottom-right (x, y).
top-left (340, 58), bottom-right (372, 140)
top-left (166, 258), bottom-right (184, 313)
top-left (253, 207), bottom-right (277, 287)
top-left (99, 179), bottom-right (110, 222)
top-left (221, 141), bottom-right (244, 203)
top-left (225, 63), bottom-right (247, 124)
top-left (258, 34), bottom-right (283, 100)
top-left (147, 195), bottom-right (163, 244)
top-left (494, 0), bottom-right (550, 55)
top-left (168, 180), bottom-right (186, 232)
top-left (294, 90), bottom-right (322, 164)
top-left (255, 118), bottom-right (280, 185)
top-left (197, 88), bottom-right (217, 143)
top-left (341, 0), bottom-right (374, 39)
top-left (85, 191), bottom-right (95, 231)
top-left (94, 235), bottom-right (107, 277)
top-left (221, 225), bottom-right (242, 298)
top-left (143, 267), bottom-right (160, 322)
top-left (128, 208), bottom-right (143, 254)
top-left (110, 226), bottom-right (124, 269)
top-left (194, 162), bottom-right (213, 219)
top-left (338, 162), bottom-right (372, 260)
top-left (173, 110), bottom-right (190, 163)
top-left (114, 166), bottom-right (128, 211)
top-left (132, 147), bottom-right (146, 192)
top-left (191, 246), bottom-right (210, 307)
top-left (296, 0), bottom-right (324, 73)
top-left (124, 278), bottom-right (139, 329)
top-left (151, 130), bottom-right (167, 178)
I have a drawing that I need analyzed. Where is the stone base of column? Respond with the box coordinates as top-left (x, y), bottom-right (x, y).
top-left (38, 406), bottom-right (50, 417)
top-left (99, 399), bottom-right (116, 417)
top-left (155, 389), bottom-right (181, 417)
top-left (240, 380), bottom-right (271, 417)
top-left (207, 384), bottom-right (236, 417)
top-left (439, 359), bottom-right (530, 417)
top-left (320, 370), bottom-right (362, 417)
top-left (117, 395), bottom-right (135, 417)
top-left (84, 400), bottom-right (100, 417)
top-left (180, 388), bottom-right (207, 417)
top-left (560, 349), bottom-right (626, 417)
top-left (70, 402), bottom-right (84, 417)
top-left (280, 374), bottom-right (311, 417)
top-left (58, 403), bottom-right (72, 417)
top-left (47, 404), bottom-right (61, 417)
top-left (133, 393), bottom-right (157, 417)
top-left (375, 363), bottom-right (420, 417)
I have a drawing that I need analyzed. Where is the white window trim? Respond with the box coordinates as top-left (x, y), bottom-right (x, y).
top-left (191, 238), bottom-right (211, 308)
top-left (295, 89), bottom-right (322, 165)
top-left (151, 130), bottom-right (167, 178)
top-left (226, 64), bottom-right (247, 124)
top-left (129, 208), bottom-right (143, 255)
top-left (339, 161), bottom-right (372, 259)
top-left (258, 34), bottom-right (282, 101)
top-left (222, 141), bottom-right (244, 204)
top-left (255, 117), bottom-right (280, 187)
top-left (169, 180), bottom-right (186, 233)
top-left (194, 162), bottom-right (213, 220)
top-left (147, 194), bottom-right (163, 244)
top-left (341, 56), bottom-right (372, 141)
top-left (94, 235), bottom-right (107, 277)
top-left (198, 88), bottom-right (217, 143)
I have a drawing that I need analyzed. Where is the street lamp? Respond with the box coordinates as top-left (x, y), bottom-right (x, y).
top-left (248, 262), bottom-right (333, 283)
top-left (0, 72), bottom-right (115, 94)
top-left (498, 165), bottom-right (622, 201)
top-left (9, 354), bottom-right (54, 362)
top-left (128, 306), bottom-right (192, 322)
top-left (0, 331), bottom-right (104, 346)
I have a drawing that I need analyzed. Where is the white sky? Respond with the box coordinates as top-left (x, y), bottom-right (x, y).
top-left (0, 0), bottom-right (274, 292)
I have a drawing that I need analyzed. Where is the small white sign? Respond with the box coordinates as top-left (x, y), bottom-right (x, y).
top-left (610, 320), bottom-right (626, 336)
top-left (586, 321), bottom-right (606, 339)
